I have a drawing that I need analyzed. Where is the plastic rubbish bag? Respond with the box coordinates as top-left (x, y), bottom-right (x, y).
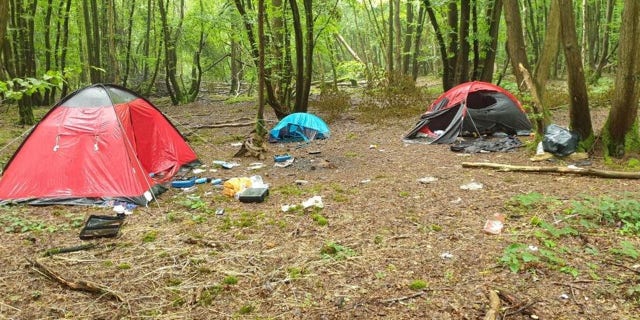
top-left (542, 124), bottom-right (579, 157)
top-left (222, 177), bottom-right (253, 197)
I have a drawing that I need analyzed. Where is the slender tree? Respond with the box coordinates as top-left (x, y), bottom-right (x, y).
top-left (559, 0), bottom-right (593, 140)
top-left (605, 0), bottom-right (640, 157)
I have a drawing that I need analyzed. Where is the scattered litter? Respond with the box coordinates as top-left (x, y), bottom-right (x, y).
top-left (560, 293), bottom-right (570, 300)
top-left (460, 181), bottom-right (483, 190)
top-left (440, 252), bottom-right (454, 259)
top-left (295, 180), bottom-right (309, 185)
top-left (215, 208), bottom-right (225, 216)
top-left (528, 245), bottom-right (539, 252)
top-left (302, 196), bottom-right (324, 209)
top-left (536, 141), bottom-right (545, 155)
top-left (192, 168), bottom-right (206, 174)
top-left (194, 177), bottom-right (209, 184)
top-left (360, 179), bottom-right (371, 184)
top-left (450, 197), bottom-right (463, 204)
top-left (418, 176), bottom-right (438, 184)
top-left (308, 150), bottom-right (321, 155)
top-left (230, 142), bottom-right (243, 147)
top-left (369, 144), bottom-right (377, 149)
top-left (274, 157), bottom-right (295, 168)
top-left (248, 162), bottom-right (265, 170)
top-left (171, 177), bottom-right (197, 188)
top-left (79, 215), bottom-right (125, 240)
top-left (238, 187), bottom-right (269, 203)
top-left (213, 160), bottom-right (240, 169)
top-left (210, 178), bottom-right (223, 185)
top-left (483, 213), bottom-right (505, 235)
top-left (181, 186), bottom-right (197, 193)
top-left (274, 154), bottom-right (292, 162)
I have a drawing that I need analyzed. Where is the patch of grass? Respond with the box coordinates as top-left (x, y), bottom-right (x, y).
top-left (225, 96), bottom-right (255, 104)
top-left (409, 280), bottom-right (428, 291)
top-left (238, 304), bottom-right (254, 315)
top-left (320, 242), bottom-right (357, 260)
top-left (117, 262), bottom-right (132, 270)
top-left (142, 230), bottom-right (158, 243)
top-left (311, 213), bottom-right (328, 226)
top-left (505, 192), bottom-right (560, 216)
top-left (274, 184), bottom-right (305, 196)
top-left (223, 275), bottom-right (238, 285)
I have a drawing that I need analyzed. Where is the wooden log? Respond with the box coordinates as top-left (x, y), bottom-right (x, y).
top-left (462, 162), bottom-right (640, 179)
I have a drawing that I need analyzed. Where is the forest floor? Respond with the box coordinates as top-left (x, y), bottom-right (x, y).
top-left (1, 83), bottom-right (640, 320)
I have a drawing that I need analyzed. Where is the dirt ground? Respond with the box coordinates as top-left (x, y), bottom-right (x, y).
top-left (1, 94), bottom-right (639, 320)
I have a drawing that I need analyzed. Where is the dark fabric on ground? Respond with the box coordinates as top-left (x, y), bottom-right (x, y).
top-left (450, 136), bottom-right (524, 153)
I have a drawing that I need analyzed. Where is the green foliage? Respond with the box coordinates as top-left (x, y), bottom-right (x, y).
top-left (569, 196), bottom-right (640, 235)
top-left (142, 230), bottom-right (158, 243)
top-left (320, 242), bottom-right (356, 260)
top-left (610, 241), bottom-right (639, 259)
top-left (0, 71), bottom-right (66, 102)
top-left (1, 213), bottom-right (56, 234)
top-left (505, 192), bottom-right (560, 216)
top-left (409, 280), bottom-right (428, 291)
top-left (223, 275), bottom-right (238, 285)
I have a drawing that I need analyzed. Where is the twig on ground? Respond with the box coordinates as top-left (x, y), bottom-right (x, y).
top-left (26, 257), bottom-right (124, 302)
top-left (495, 287), bottom-right (543, 319)
top-left (379, 291), bottom-right (426, 304)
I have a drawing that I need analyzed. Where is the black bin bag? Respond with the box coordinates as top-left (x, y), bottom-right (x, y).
top-left (542, 124), bottom-right (579, 157)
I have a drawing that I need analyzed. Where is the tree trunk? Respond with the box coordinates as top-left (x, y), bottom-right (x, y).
top-left (479, 0), bottom-right (502, 82)
top-left (559, 0), bottom-right (593, 141)
top-left (591, 0), bottom-right (614, 83)
top-left (455, 0), bottom-right (470, 84)
top-left (503, 0), bottom-right (530, 91)
top-left (411, 3), bottom-right (426, 81)
top-left (532, 0), bottom-right (560, 128)
top-left (605, 0), bottom-right (640, 157)
top-left (402, 0), bottom-right (414, 75)
top-left (0, 0), bottom-right (9, 51)
top-left (386, 0), bottom-right (394, 79)
top-left (423, 0), bottom-right (452, 90)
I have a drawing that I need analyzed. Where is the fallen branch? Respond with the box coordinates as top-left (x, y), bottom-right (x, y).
top-left (43, 243), bottom-right (96, 257)
top-left (462, 162), bottom-right (640, 179)
top-left (379, 287), bottom-right (453, 304)
top-left (26, 257), bottom-right (124, 302)
top-left (495, 288), bottom-right (543, 319)
top-left (190, 121), bottom-right (255, 129)
top-left (380, 290), bottom-right (426, 304)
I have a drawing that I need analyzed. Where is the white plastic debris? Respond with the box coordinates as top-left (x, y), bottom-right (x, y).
top-left (418, 176), bottom-right (438, 184)
top-left (274, 157), bottom-right (295, 168)
top-left (460, 181), bottom-right (483, 190)
top-left (302, 196), bottom-right (324, 209)
top-left (440, 252), bottom-right (454, 259)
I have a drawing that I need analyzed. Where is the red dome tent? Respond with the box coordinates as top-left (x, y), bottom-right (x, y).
top-left (0, 84), bottom-right (200, 206)
top-left (404, 81), bottom-right (532, 144)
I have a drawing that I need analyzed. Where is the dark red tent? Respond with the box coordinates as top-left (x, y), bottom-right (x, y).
top-left (404, 81), bottom-right (532, 144)
top-left (0, 84), bottom-right (200, 205)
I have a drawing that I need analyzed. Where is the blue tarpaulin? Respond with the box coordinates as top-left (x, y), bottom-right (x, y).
top-left (269, 113), bottom-right (330, 143)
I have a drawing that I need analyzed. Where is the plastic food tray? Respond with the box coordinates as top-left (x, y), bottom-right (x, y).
top-left (79, 215), bottom-right (124, 240)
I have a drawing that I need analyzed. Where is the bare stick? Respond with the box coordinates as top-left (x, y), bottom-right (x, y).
top-left (26, 257), bottom-right (124, 302)
top-left (462, 162), bottom-right (640, 179)
top-left (380, 291), bottom-right (426, 304)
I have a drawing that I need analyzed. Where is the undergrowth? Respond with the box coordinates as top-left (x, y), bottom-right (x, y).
top-left (500, 192), bottom-right (640, 303)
